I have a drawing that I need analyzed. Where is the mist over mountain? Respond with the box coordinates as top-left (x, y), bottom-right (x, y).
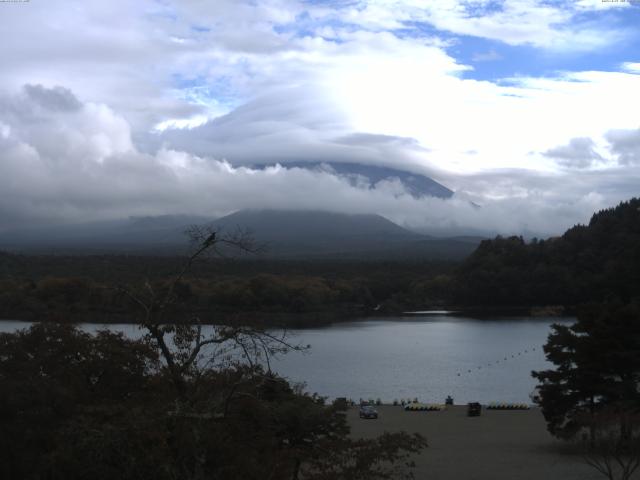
top-left (255, 162), bottom-right (454, 199)
top-left (0, 215), bottom-right (211, 253)
top-left (0, 210), bottom-right (481, 260)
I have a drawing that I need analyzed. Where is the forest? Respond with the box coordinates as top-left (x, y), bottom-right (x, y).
top-left (453, 197), bottom-right (640, 307)
top-left (1, 198), bottom-right (639, 324)
top-left (0, 255), bottom-right (454, 325)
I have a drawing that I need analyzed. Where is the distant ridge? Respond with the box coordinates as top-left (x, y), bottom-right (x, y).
top-left (211, 209), bottom-right (476, 259)
top-left (0, 215), bottom-right (212, 253)
top-left (0, 210), bottom-right (480, 260)
top-left (213, 209), bottom-right (416, 242)
top-left (212, 209), bottom-right (417, 256)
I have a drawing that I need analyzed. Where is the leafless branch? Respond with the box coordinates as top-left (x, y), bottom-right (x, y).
top-left (580, 407), bottom-right (640, 480)
top-left (110, 222), bottom-right (300, 399)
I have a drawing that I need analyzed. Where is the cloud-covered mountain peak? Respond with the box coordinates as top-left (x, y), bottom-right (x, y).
top-left (276, 161), bottom-right (454, 199)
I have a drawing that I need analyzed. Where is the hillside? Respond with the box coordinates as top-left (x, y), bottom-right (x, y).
top-left (0, 215), bottom-right (211, 254)
top-left (212, 209), bottom-right (478, 259)
top-left (213, 209), bottom-right (414, 256)
top-left (454, 198), bottom-right (640, 306)
top-left (0, 210), bottom-right (480, 260)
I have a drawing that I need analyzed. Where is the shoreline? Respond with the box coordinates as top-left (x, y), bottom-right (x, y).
top-left (0, 306), bottom-right (574, 328)
top-left (0, 304), bottom-right (574, 326)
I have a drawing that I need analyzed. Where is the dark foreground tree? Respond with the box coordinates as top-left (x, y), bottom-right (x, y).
top-left (0, 323), bottom-right (160, 479)
top-left (0, 323), bottom-right (426, 480)
top-left (532, 301), bottom-right (640, 479)
top-left (1, 227), bottom-right (427, 479)
top-left (532, 302), bottom-right (640, 440)
top-left (579, 406), bottom-right (640, 480)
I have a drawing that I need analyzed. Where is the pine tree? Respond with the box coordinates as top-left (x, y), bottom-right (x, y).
top-left (532, 302), bottom-right (640, 441)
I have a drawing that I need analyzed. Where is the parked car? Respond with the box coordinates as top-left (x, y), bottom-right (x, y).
top-left (359, 405), bottom-right (379, 419)
top-left (467, 402), bottom-right (482, 417)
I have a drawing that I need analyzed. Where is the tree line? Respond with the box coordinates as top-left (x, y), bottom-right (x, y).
top-left (0, 256), bottom-right (455, 324)
top-left (454, 198), bottom-right (640, 308)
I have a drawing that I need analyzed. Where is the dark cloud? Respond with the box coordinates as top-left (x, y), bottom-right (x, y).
top-left (606, 128), bottom-right (640, 166)
top-left (23, 84), bottom-right (82, 112)
top-left (543, 137), bottom-right (602, 168)
top-left (333, 133), bottom-right (427, 150)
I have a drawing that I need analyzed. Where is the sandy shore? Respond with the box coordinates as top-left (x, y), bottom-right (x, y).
top-left (347, 405), bottom-right (617, 480)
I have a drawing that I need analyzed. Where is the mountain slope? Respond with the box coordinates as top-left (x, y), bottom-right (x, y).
top-left (214, 209), bottom-right (416, 240)
top-left (0, 215), bottom-right (212, 253)
top-left (0, 210), bottom-right (481, 260)
top-left (213, 209), bottom-right (476, 259)
top-left (212, 209), bottom-right (414, 256)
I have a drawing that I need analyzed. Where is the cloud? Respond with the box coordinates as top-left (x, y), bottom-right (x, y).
top-left (157, 84), bottom-right (436, 174)
top-left (621, 62), bottom-right (640, 73)
top-left (2, 1), bottom-right (638, 176)
top-left (157, 50), bottom-right (640, 177)
top-left (472, 50), bottom-right (502, 62)
top-left (22, 85), bottom-right (82, 112)
top-left (311, 0), bottom-right (630, 51)
top-left (606, 128), bottom-right (640, 165)
top-left (543, 137), bottom-right (604, 169)
top-left (1, 85), bottom-right (133, 164)
top-left (0, 84), bottom-right (638, 239)
top-left (1, 3), bottom-right (639, 239)
top-left (541, 127), bottom-right (640, 169)
top-left (0, 0), bottom-right (221, 132)
top-left (1, 0), bottom-right (632, 140)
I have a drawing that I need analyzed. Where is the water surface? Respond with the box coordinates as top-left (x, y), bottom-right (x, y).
top-left (0, 315), bottom-right (571, 404)
top-left (272, 315), bottom-right (569, 404)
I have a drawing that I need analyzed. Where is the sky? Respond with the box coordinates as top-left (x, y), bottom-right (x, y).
top-left (1, 0), bottom-right (639, 236)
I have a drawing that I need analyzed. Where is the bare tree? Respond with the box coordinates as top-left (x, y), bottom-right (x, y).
top-left (579, 406), bottom-right (640, 480)
top-left (116, 225), bottom-right (304, 397)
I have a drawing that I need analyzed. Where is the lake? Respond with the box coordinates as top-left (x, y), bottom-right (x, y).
top-left (0, 315), bottom-right (571, 404)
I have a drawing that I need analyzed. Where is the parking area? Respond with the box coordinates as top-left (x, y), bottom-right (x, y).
top-left (347, 405), bottom-right (607, 480)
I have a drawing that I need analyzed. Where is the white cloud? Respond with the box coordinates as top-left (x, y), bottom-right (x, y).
top-left (0, 84), bottom-right (638, 239)
top-left (472, 50), bottom-right (502, 62)
top-left (0, 2), bottom-right (639, 237)
top-left (621, 62), bottom-right (640, 73)
top-left (304, 0), bottom-right (628, 51)
top-left (148, 24), bottom-right (640, 177)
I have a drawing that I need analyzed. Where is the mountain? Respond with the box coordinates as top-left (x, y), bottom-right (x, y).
top-left (212, 209), bottom-right (417, 255)
top-left (211, 209), bottom-right (476, 259)
top-left (0, 215), bottom-right (212, 253)
top-left (0, 210), bottom-right (480, 260)
top-left (258, 162), bottom-right (454, 199)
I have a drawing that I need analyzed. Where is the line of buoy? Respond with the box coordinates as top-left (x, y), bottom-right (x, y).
top-left (404, 403), bottom-right (446, 411)
top-left (487, 403), bottom-right (530, 410)
top-left (455, 345), bottom-right (543, 377)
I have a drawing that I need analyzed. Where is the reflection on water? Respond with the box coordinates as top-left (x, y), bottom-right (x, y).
top-left (0, 315), bottom-right (572, 404)
top-left (272, 316), bottom-right (571, 404)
